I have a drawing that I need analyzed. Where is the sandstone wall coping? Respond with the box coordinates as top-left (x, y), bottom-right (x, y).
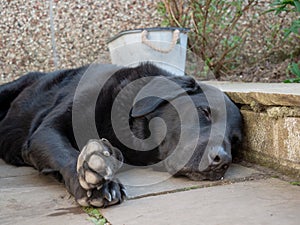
top-left (203, 81), bottom-right (300, 107)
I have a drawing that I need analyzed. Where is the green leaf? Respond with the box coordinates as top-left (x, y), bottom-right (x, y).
top-left (83, 207), bottom-right (107, 225)
top-left (284, 78), bottom-right (300, 83)
top-left (295, 1), bottom-right (300, 12)
top-left (290, 181), bottom-right (300, 186)
top-left (283, 19), bottom-right (300, 38)
top-left (87, 217), bottom-right (107, 225)
top-left (290, 62), bottom-right (300, 77)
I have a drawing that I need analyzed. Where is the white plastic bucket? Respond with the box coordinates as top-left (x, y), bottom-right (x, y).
top-left (107, 27), bottom-right (189, 76)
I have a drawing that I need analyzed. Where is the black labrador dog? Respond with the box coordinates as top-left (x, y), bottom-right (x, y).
top-left (0, 63), bottom-right (242, 207)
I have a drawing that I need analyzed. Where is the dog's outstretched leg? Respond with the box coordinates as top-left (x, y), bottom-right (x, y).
top-left (23, 127), bottom-right (126, 207)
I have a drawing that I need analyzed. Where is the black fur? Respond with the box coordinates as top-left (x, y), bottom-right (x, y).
top-left (0, 63), bottom-right (242, 207)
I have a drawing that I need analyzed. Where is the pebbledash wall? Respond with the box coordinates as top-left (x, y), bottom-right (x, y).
top-left (0, 0), bottom-right (162, 82)
top-left (206, 82), bottom-right (300, 178)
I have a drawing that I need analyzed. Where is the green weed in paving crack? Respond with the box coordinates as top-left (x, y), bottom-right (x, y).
top-left (83, 207), bottom-right (108, 225)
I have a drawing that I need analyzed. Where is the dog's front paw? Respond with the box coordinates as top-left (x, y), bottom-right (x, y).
top-left (75, 179), bottom-right (127, 207)
top-left (87, 179), bottom-right (127, 207)
top-left (75, 138), bottom-right (125, 207)
top-left (77, 139), bottom-right (123, 190)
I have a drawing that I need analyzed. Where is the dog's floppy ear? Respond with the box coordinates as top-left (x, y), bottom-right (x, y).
top-left (131, 76), bottom-right (200, 117)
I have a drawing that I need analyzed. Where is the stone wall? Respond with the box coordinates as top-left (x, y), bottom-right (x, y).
top-left (206, 82), bottom-right (300, 178)
top-left (242, 110), bottom-right (300, 177)
top-left (0, 0), bottom-right (162, 82)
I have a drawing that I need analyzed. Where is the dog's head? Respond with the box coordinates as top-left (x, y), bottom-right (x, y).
top-left (130, 75), bottom-right (242, 181)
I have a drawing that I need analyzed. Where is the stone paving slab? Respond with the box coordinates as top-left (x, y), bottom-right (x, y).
top-left (0, 162), bottom-right (36, 178)
top-left (0, 159), bottom-right (261, 225)
top-left (101, 178), bottom-right (300, 225)
top-left (0, 160), bottom-right (91, 225)
top-left (1, 174), bottom-right (60, 189)
top-left (117, 163), bottom-right (261, 199)
top-left (0, 186), bottom-right (88, 225)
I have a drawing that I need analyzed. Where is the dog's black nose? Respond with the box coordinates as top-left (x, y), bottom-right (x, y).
top-left (208, 146), bottom-right (232, 168)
